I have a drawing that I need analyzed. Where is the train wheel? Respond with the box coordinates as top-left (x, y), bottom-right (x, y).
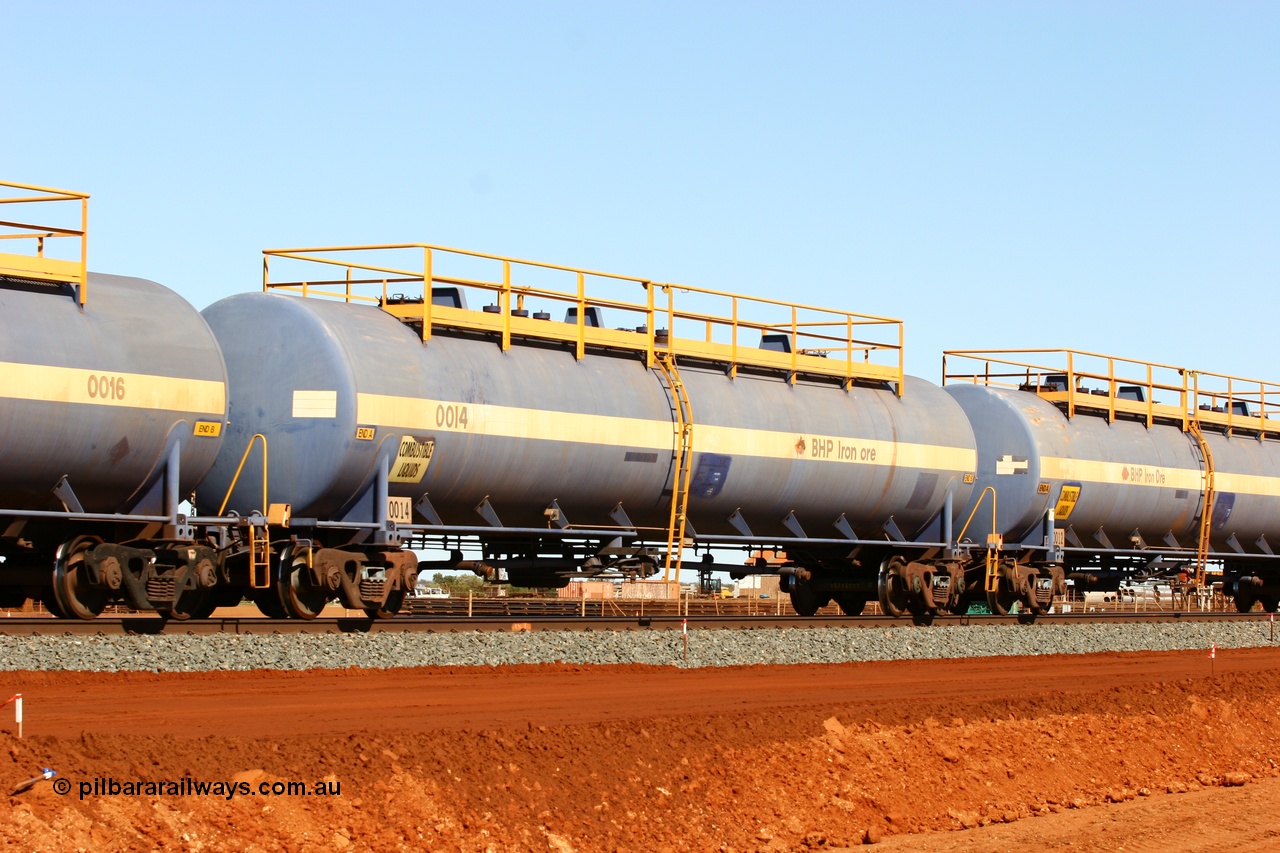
top-left (364, 590), bottom-right (404, 620)
top-left (833, 594), bottom-right (866, 616)
top-left (252, 591), bottom-right (289, 619)
top-left (41, 592), bottom-right (68, 619)
top-left (986, 580), bottom-right (1017, 616)
top-left (877, 558), bottom-right (909, 618)
top-left (165, 556), bottom-right (219, 621)
top-left (179, 594), bottom-right (220, 620)
top-left (788, 581), bottom-right (829, 617)
top-left (1233, 595), bottom-right (1257, 613)
top-left (191, 586), bottom-right (245, 619)
top-left (1260, 597), bottom-right (1279, 613)
top-left (165, 588), bottom-right (211, 621)
top-left (51, 536), bottom-right (109, 620)
top-left (278, 545), bottom-right (330, 621)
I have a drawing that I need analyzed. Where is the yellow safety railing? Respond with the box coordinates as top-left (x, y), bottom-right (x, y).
top-left (216, 434), bottom-right (274, 589)
top-left (943, 349), bottom-right (1280, 438)
top-left (0, 180), bottom-right (90, 305)
top-left (217, 433), bottom-right (270, 516)
top-left (262, 243), bottom-right (905, 391)
top-left (956, 486), bottom-right (1002, 592)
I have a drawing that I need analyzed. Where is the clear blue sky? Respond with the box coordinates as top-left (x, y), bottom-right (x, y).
top-left (6, 1), bottom-right (1277, 382)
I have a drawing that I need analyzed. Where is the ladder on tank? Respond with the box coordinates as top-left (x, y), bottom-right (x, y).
top-left (655, 352), bottom-right (694, 582)
top-left (1188, 419), bottom-right (1216, 588)
top-left (217, 433), bottom-right (277, 590)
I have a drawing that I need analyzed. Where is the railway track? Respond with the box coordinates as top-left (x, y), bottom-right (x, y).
top-left (0, 610), bottom-right (1272, 637)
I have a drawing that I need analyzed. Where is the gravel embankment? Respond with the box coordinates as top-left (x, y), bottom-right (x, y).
top-left (0, 622), bottom-right (1274, 672)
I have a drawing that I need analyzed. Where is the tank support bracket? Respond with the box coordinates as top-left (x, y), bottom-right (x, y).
top-left (544, 500), bottom-right (569, 529)
top-left (609, 503), bottom-right (634, 529)
top-left (414, 494), bottom-right (444, 525)
top-left (51, 477), bottom-right (85, 514)
top-left (475, 497), bottom-right (503, 528)
top-left (781, 511), bottom-right (807, 539)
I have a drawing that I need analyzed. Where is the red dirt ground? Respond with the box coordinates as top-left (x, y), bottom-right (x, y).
top-left (1, 647), bottom-right (1279, 851)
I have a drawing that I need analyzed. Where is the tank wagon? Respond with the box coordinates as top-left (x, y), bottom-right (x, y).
top-left (5, 178), bottom-right (1280, 621)
top-left (196, 248), bottom-right (1280, 620)
top-left (199, 244), bottom-right (979, 619)
top-left (943, 351), bottom-right (1280, 614)
top-left (0, 181), bottom-right (230, 619)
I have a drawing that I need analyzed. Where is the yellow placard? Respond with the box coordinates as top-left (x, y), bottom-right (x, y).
top-left (389, 436), bottom-right (434, 483)
top-left (1054, 485), bottom-right (1082, 520)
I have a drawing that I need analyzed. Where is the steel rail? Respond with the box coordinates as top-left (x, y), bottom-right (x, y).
top-left (0, 611), bottom-right (1271, 637)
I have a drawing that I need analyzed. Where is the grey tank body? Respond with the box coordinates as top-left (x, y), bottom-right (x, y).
top-left (0, 273), bottom-right (228, 513)
top-left (946, 385), bottom-right (1280, 554)
top-left (201, 293), bottom-right (977, 540)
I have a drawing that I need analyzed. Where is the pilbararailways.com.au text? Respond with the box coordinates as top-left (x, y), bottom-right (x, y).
top-left (66, 777), bottom-right (340, 801)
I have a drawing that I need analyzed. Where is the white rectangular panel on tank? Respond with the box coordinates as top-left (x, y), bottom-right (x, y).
top-left (291, 390), bottom-right (338, 418)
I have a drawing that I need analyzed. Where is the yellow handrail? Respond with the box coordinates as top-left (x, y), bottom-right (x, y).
top-left (955, 486), bottom-right (1003, 595)
top-left (943, 348), bottom-right (1280, 437)
top-left (262, 243), bottom-right (905, 391)
top-left (217, 434), bottom-right (269, 516)
top-left (957, 486), bottom-right (998, 545)
top-left (0, 179), bottom-right (90, 305)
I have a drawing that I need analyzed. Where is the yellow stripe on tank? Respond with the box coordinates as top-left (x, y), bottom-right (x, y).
top-left (357, 393), bottom-right (673, 450)
top-left (1039, 457), bottom-right (1204, 491)
top-left (1214, 472), bottom-right (1280, 498)
top-left (694, 423), bottom-right (976, 470)
top-left (1041, 456), bottom-right (1280, 499)
top-left (0, 361), bottom-right (226, 414)
top-left (356, 393), bottom-right (977, 472)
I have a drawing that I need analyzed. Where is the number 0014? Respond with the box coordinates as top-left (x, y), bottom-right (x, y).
top-left (436, 404), bottom-right (469, 429)
top-left (387, 497), bottom-right (413, 524)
